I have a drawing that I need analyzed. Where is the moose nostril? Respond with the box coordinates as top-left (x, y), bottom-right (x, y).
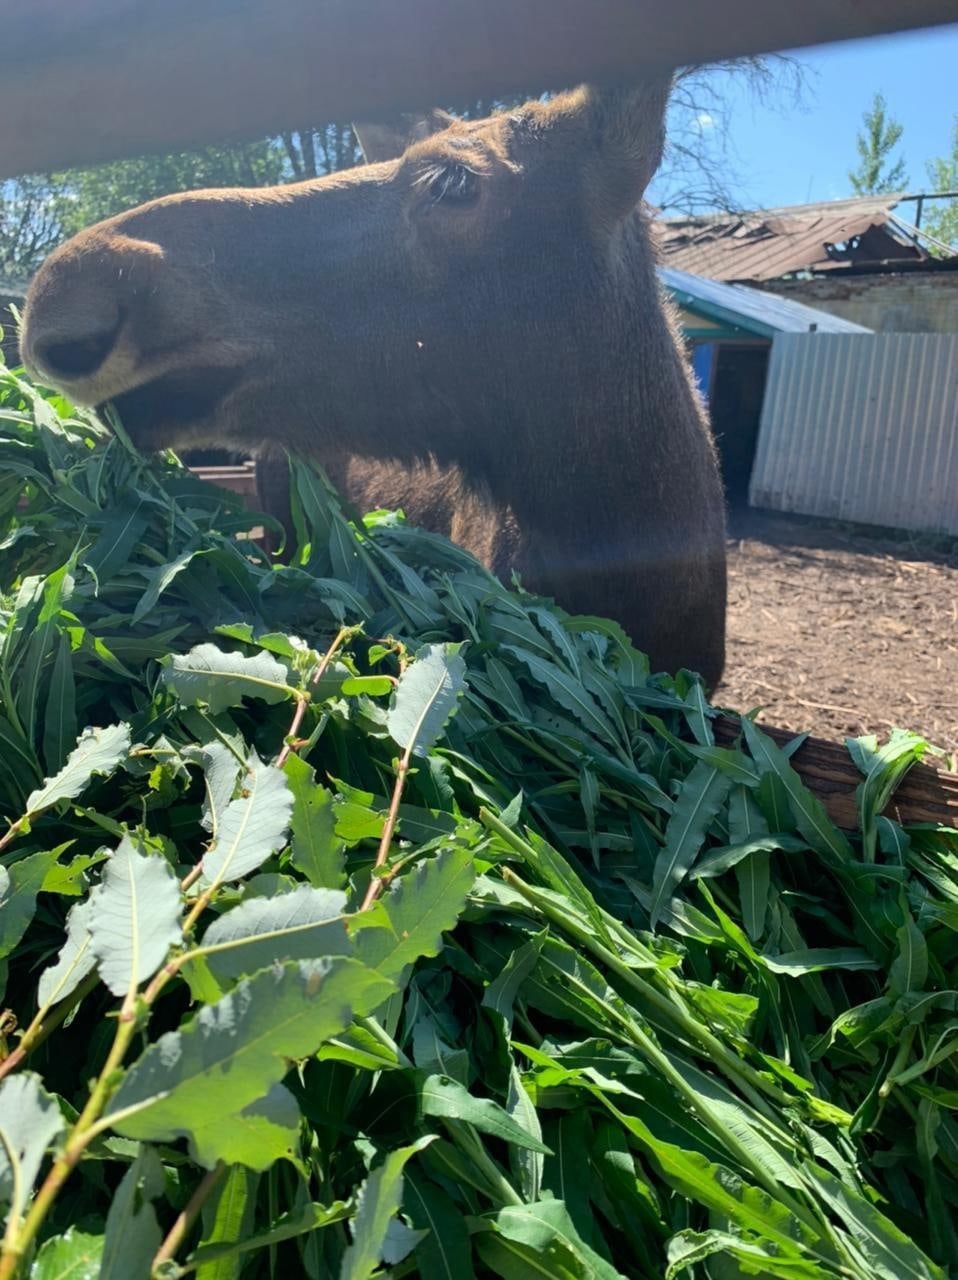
top-left (35, 326), bottom-right (118, 380)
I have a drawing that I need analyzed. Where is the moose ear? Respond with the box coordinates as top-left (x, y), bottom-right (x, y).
top-left (353, 109), bottom-right (454, 164)
top-left (547, 77), bottom-right (672, 222)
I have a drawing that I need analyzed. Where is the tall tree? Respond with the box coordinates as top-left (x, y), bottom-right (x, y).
top-left (848, 92), bottom-right (908, 195)
top-left (923, 116), bottom-right (958, 251)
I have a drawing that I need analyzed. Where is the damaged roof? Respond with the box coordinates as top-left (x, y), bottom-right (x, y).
top-left (655, 195), bottom-right (954, 283)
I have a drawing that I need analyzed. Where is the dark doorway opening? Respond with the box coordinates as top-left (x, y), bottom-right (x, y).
top-left (708, 343), bottom-right (770, 509)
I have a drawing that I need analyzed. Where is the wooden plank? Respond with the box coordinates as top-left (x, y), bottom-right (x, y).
top-left (190, 464), bottom-right (258, 498)
top-left (715, 716), bottom-right (958, 831)
top-left (1, 0), bottom-right (954, 177)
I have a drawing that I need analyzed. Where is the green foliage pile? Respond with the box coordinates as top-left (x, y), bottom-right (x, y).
top-left (0, 361), bottom-right (956, 1280)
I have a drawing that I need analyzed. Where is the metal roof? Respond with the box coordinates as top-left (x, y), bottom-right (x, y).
top-left (655, 196), bottom-right (947, 283)
top-left (659, 265), bottom-right (872, 337)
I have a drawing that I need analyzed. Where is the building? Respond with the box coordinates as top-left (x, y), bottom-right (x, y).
top-left (658, 265), bottom-right (870, 505)
top-left (657, 195), bottom-right (958, 335)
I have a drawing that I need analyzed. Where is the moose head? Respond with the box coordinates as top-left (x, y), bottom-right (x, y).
top-left (23, 80), bottom-right (728, 686)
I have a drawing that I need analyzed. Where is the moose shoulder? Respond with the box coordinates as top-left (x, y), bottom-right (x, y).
top-left (22, 80), bottom-right (728, 688)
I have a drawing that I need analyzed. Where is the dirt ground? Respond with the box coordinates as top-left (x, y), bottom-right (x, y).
top-left (717, 511), bottom-right (958, 764)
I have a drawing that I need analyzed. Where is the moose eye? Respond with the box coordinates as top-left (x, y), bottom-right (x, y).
top-left (427, 163), bottom-right (480, 207)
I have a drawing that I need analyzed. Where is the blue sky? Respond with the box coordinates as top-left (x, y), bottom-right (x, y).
top-left (662, 23), bottom-right (957, 212)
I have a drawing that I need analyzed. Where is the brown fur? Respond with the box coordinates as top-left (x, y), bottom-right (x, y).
top-left (21, 81), bottom-right (727, 686)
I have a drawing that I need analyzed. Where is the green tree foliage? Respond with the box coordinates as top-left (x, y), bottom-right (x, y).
top-left (848, 92), bottom-right (908, 196)
top-left (923, 116), bottom-right (958, 251)
top-left (0, 176), bottom-right (64, 279)
top-left (54, 140), bottom-right (287, 239)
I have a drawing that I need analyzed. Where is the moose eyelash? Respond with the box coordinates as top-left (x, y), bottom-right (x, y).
top-left (414, 161), bottom-right (481, 205)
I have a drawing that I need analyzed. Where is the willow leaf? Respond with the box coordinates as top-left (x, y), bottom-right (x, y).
top-left (107, 959), bottom-right (392, 1165)
top-left (198, 884), bottom-right (350, 986)
top-left (352, 847), bottom-right (476, 981)
top-left (201, 755), bottom-right (293, 885)
top-left (37, 897), bottom-right (97, 1007)
top-left (161, 643), bottom-right (294, 714)
top-left (25, 722), bottom-right (130, 818)
top-left (387, 643), bottom-right (467, 757)
top-left (89, 837), bottom-right (182, 997)
top-left (99, 1146), bottom-right (164, 1280)
top-left (0, 1072), bottom-right (65, 1220)
top-left (339, 1137), bottom-right (436, 1280)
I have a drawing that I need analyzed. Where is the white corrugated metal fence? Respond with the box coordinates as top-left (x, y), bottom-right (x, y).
top-left (750, 333), bottom-right (958, 535)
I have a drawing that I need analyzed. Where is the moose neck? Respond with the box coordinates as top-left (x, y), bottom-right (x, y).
top-left (442, 229), bottom-right (702, 550)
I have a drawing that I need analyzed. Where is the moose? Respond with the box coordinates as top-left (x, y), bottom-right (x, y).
top-left (22, 79), bottom-right (728, 687)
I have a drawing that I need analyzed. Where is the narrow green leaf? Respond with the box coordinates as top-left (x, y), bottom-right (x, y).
top-left (82, 492), bottom-right (148, 583)
top-left (687, 744), bottom-right (759, 784)
top-left (387, 643), bottom-right (467, 757)
top-left (648, 762), bottom-right (732, 927)
top-left (728, 784), bottom-right (769, 844)
top-left (404, 1170), bottom-right (475, 1280)
top-left (339, 1137), bottom-right (436, 1280)
top-left (503, 646), bottom-right (618, 750)
top-left (541, 1111), bottom-right (596, 1247)
top-left (42, 634), bottom-right (77, 776)
top-left (742, 719), bottom-right (852, 864)
top-left (25, 722), bottom-right (130, 818)
top-left (691, 833), bottom-right (806, 879)
top-left (88, 836), bottom-right (182, 997)
top-left (196, 1167), bottom-right (258, 1280)
top-left (666, 1228), bottom-right (822, 1279)
top-left (888, 905), bottom-right (929, 996)
top-left (763, 948), bottom-right (881, 976)
top-left (495, 1201), bottom-right (628, 1280)
top-left (285, 755), bottom-right (345, 889)
top-left (99, 1146), bottom-right (164, 1280)
top-left (421, 1074), bottom-right (551, 1153)
top-left (189, 1200), bottom-right (350, 1270)
top-left (131, 544), bottom-right (197, 624)
top-left (737, 850), bottom-right (771, 942)
top-left (803, 1167), bottom-right (947, 1280)
top-left (852, 730), bottom-right (927, 862)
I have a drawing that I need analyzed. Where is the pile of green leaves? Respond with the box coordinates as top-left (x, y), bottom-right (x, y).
top-left (0, 359), bottom-right (956, 1280)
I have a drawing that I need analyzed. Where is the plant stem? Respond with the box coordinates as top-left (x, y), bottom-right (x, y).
top-left (0, 971), bottom-right (99, 1082)
top-left (878, 1025), bottom-right (917, 1098)
top-left (0, 818), bottom-right (25, 857)
top-left (446, 1123), bottom-right (522, 1207)
top-left (152, 1163), bottom-right (227, 1273)
top-left (490, 835), bottom-right (795, 1113)
top-left (275, 625), bottom-right (356, 769)
top-left (0, 1010), bottom-right (139, 1278)
top-left (360, 743), bottom-right (413, 911)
